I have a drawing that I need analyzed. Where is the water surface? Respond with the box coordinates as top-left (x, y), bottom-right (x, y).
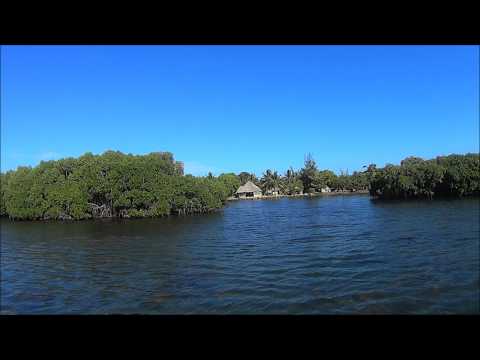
top-left (1, 195), bottom-right (479, 314)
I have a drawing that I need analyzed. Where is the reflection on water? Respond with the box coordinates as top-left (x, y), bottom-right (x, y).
top-left (1, 195), bottom-right (479, 314)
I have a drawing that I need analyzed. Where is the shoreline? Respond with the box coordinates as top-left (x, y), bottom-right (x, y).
top-left (227, 190), bottom-right (369, 201)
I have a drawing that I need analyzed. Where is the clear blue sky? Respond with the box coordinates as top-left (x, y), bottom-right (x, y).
top-left (1, 45), bottom-right (478, 176)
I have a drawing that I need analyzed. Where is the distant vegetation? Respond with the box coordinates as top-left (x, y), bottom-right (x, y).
top-left (0, 151), bottom-right (478, 220)
top-left (249, 153), bottom-right (479, 200)
top-left (248, 153), bottom-right (369, 196)
top-left (366, 153), bottom-right (479, 199)
top-left (0, 151), bottom-right (240, 220)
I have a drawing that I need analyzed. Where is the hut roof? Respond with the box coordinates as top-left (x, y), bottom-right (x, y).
top-left (235, 181), bottom-right (262, 194)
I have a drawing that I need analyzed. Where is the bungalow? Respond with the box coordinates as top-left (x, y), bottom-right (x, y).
top-left (235, 181), bottom-right (263, 198)
top-left (264, 187), bottom-right (280, 196)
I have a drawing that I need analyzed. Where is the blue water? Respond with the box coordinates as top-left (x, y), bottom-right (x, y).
top-left (1, 195), bottom-right (479, 314)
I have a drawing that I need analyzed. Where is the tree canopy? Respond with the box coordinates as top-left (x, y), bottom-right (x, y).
top-left (367, 153), bottom-right (479, 199)
top-left (1, 151), bottom-right (477, 221)
top-left (0, 151), bottom-right (238, 220)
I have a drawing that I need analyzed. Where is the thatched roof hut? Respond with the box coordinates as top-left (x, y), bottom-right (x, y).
top-left (235, 181), bottom-right (262, 198)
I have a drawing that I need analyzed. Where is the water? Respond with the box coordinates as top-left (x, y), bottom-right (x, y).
top-left (1, 195), bottom-right (479, 314)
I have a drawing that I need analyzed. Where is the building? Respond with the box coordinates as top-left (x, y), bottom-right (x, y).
top-left (235, 181), bottom-right (263, 198)
top-left (264, 187), bottom-right (280, 196)
top-left (321, 186), bottom-right (331, 193)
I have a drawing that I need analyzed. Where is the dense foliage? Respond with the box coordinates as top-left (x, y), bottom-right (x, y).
top-left (1, 151), bottom-right (477, 220)
top-left (0, 151), bottom-right (240, 220)
top-left (249, 154), bottom-right (369, 195)
top-left (239, 153), bottom-right (479, 199)
top-left (367, 153), bottom-right (480, 199)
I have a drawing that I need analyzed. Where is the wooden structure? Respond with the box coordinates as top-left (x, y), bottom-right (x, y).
top-left (235, 181), bottom-right (262, 198)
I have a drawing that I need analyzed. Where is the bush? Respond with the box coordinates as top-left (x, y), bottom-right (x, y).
top-left (1, 151), bottom-right (234, 220)
top-left (366, 153), bottom-right (479, 199)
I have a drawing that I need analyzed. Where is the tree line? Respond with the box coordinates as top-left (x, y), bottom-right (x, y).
top-left (0, 151), bottom-right (240, 220)
top-left (239, 153), bottom-right (369, 196)
top-left (1, 151), bottom-right (478, 220)
top-left (366, 153), bottom-right (479, 199)
top-left (241, 153), bottom-right (479, 199)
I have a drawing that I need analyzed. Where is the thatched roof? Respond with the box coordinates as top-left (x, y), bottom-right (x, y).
top-left (235, 181), bottom-right (262, 194)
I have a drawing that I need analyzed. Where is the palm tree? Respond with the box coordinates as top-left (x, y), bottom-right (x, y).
top-left (271, 171), bottom-right (281, 194)
top-left (286, 166), bottom-right (296, 180)
top-left (261, 169), bottom-right (277, 194)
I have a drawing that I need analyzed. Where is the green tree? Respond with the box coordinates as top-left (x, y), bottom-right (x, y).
top-left (238, 172), bottom-right (257, 185)
top-left (300, 153), bottom-right (318, 193)
top-left (366, 153), bottom-right (479, 199)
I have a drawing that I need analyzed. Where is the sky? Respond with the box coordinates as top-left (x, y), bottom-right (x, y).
top-left (1, 45), bottom-right (478, 176)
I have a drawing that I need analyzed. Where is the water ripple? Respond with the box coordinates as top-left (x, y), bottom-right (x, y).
top-left (1, 196), bottom-right (479, 314)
